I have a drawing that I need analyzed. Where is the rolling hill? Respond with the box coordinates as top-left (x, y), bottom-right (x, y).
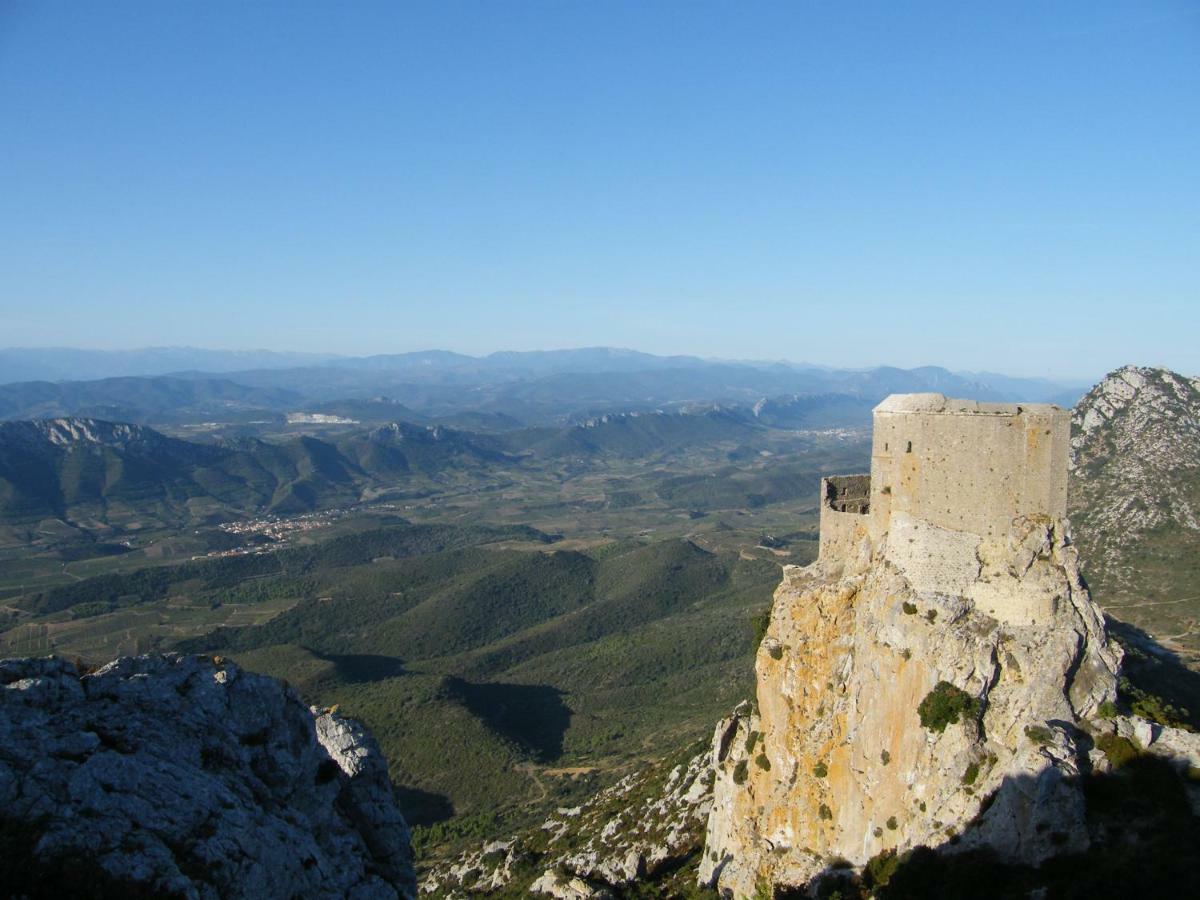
top-left (2, 516), bottom-right (780, 831)
top-left (0, 418), bottom-right (277, 526)
top-left (0, 417), bottom-right (526, 530)
top-left (164, 529), bottom-right (781, 824)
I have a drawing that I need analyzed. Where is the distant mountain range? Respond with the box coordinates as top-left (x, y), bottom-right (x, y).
top-left (0, 347), bottom-right (1088, 428)
top-left (0, 348), bottom-right (1100, 533)
top-left (0, 347), bottom-right (337, 383)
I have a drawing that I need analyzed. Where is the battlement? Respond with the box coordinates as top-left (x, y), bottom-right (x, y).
top-left (815, 393), bottom-right (1071, 624)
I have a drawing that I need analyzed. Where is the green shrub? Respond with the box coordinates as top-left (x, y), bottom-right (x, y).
top-left (756, 753), bottom-right (771, 771)
top-left (1097, 700), bottom-right (1118, 720)
top-left (1025, 724), bottom-right (1054, 745)
top-left (733, 760), bottom-right (750, 785)
top-left (1096, 733), bottom-right (1140, 769)
top-left (813, 761), bottom-right (828, 778)
top-left (886, 815), bottom-right (898, 831)
top-left (925, 609), bottom-right (937, 623)
top-left (768, 644), bottom-right (784, 660)
top-left (865, 848), bottom-right (900, 887)
top-left (744, 730), bottom-right (760, 754)
top-left (902, 601), bottom-right (918, 615)
top-left (1125, 683), bottom-right (1192, 730)
top-left (751, 608), bottom-right (772, 649)
top-left (962, 761), bottom-right (980, 786)
top-left (918, 682), bottom-right (979, 734)
top-left (880, 750), bottom-right (891, 765)
top-left (818, 803), bottom-right (833, 821)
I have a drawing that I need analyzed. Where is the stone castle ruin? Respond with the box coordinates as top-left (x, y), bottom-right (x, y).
top-left (819, 393), bottom-right (1070, 625)
top-left (699, 392), bottom-right (1137, 897)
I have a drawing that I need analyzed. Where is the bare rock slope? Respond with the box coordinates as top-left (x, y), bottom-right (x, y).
top-left (0, 653), bottom-right (416, 899)
top-left (1069, 365), bottom-right (1200, 659)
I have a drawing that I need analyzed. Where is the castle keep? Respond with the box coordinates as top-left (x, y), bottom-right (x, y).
top-left (819, 393), bottom-right (1070, 624)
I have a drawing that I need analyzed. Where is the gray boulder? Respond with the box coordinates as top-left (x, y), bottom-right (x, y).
top-left (0, 653), bottom-right (416, 899)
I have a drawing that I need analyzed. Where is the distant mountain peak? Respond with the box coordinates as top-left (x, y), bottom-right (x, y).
top-left (1072, 365), bottom-right (1200, 456)
top-left (1069, 364), bottom-right (1200, 630)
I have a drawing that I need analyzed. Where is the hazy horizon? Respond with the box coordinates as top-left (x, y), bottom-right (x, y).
top-left (0, 342), bottom-right (1127, 385)
top-left (3, 2), bottom-right (1198, 381)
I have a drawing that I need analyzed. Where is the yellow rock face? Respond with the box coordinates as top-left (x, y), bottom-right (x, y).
top-left (701, 520), bottom-right (1121, 897)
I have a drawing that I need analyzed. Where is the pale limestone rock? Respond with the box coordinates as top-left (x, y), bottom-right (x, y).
top-left (530, 870), bottom-right (615, 899)
top-left (700, 519), bottom-right (1122, 897)
top-left (0, 653), bottom-right (415, 899)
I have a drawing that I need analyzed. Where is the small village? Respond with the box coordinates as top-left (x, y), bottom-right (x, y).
top-left (191, 508), bottom-right (353, 559)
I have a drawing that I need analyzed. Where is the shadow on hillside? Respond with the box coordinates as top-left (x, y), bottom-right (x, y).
top-left (768, 753), bottom-right (1200, 900)
top-left (442, 677), bottom-right (571, 761)
top-left (308, 650), bottom-right (406, 684)
top-left (1106, 615), bottom-right (1200, 730)
top-left (394, 786), bottom-right (455, 827)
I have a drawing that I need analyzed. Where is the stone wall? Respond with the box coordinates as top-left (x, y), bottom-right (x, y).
top-left (818, 474), bottom-right (871, 563)
top-left (869, 394), bottom-right (1069, 544)
top-left (810, 393), bottom-right (1072, 623)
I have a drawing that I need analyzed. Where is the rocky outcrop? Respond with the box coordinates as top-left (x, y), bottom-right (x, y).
top-left (0, 653), bottom-right (416, 899)
top-left (421, 747), bottom-right (713, 898)
top-left (700, 518), bottom-right (1130, 896)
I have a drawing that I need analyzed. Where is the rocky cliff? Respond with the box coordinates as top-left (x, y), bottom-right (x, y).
top-left (0, 653), bottom-right (416, 899)
top-left (1069, 365), bottom-right (1200, 661)
top-left (699, 514), bottom-right (1200, 896)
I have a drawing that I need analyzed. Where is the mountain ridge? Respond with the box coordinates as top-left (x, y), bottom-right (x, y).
top-left (1069, 364), bottom-right (1200, 661)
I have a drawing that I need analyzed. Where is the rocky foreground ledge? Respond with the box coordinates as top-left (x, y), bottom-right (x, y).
top-left (0, 653), bottom-right (416, 899)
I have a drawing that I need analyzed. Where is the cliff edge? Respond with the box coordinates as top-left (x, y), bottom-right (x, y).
top-left (0, 653), bottom-right (417, 899)
top-left (701, 394), bottom-right (1200, 896)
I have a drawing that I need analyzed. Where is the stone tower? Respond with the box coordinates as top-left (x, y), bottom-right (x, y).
top-left (818, 393), bottom-right (1070, 625)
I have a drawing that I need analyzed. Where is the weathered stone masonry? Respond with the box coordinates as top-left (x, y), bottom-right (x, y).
top-left (818, 393), bottom-right (1070, 625)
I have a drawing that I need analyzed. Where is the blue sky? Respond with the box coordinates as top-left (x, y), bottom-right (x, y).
top-left (1, 1), bottom-right (1197, 379)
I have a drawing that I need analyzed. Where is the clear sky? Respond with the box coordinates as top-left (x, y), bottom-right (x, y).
top-left (1, 1), bottom-right (1197, 379)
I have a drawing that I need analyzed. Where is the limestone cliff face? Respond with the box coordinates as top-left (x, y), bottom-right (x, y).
top-left (700, 519), bottom-right (1123, 896)
top-left (0, 653), bottom-right (416, 899)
